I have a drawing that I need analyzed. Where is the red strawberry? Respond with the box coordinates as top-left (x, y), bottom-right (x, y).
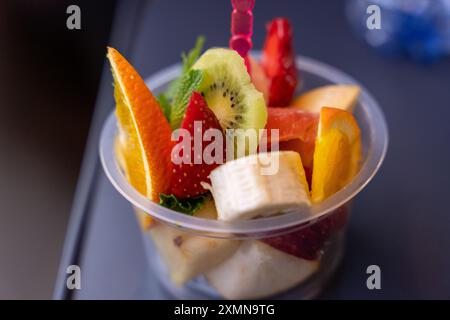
top-left (262, 205), bottom-right (349, 260)
top-left (170, 92), bottom-right (225, 198)
top-left (261, 18), bottom-right (298, 107)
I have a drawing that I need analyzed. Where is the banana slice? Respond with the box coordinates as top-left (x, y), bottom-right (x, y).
top-left (149, 200), bottom-right (241, 285)
top-left (206, 241), bottom-right (319, 299)
top-left (206, 151), bottom-right (311, 221)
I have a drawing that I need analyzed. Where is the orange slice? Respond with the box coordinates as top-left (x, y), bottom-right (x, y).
top-left (292, 85), bottom-right (360, 113)
top-left (114, 138), bottom-right (154, 229)
top-left (107, 47), bottom-right (174, 226)
top-left (311, 107), bottom-right (362, 203)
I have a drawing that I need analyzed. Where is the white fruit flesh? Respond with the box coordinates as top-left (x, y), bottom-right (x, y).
top-left (206, 241), bottom-right (320, 299)
top-left (207, 151), bottom-right (311, 221)
top-left (149, 200), bottom-right (241, 285)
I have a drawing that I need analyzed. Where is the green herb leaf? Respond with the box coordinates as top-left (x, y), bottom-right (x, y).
top-left (169, 69), bottom-right (203, 129)
top-left (182, 36), bottom-right (205, 73)
top-left (164, 36), bottom-right (205, 101)
top-left (159, 193), bottom-right (208, 215)
top-left (157, 93), bottom-right (171, 123)
top-left (164, 77), bottom-right (181, 102)
top-left (157, 36), bottom-right (205, 129)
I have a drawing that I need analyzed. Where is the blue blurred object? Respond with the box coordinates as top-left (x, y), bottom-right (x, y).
top-left (346, 0), bottom-right (450, 62)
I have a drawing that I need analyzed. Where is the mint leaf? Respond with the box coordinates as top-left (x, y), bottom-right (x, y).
top-left (157, 36), bottom-right (205, 129)
top-left (159, 193), bottom-right (208, 215)
top-left (165, 36), bottom-right (205, 101)
top-left (165, 77), bottom-right (181, 102)
top-left (157, 93), bottom-right (171, 123)
top-left (169, 69), bottom-right (203, 129)
top-left (182, 36), bottom-right (205, 73)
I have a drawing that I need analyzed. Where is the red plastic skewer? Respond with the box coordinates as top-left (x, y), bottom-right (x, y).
top-left (229, 0), bottom-right (255, 72)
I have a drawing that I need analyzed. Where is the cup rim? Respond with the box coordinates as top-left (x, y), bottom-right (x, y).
top-left (99, 54), bottom-right (389, 238)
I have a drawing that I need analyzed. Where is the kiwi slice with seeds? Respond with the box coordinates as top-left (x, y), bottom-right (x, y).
top-left (193, 48), bottom-right (267, 135)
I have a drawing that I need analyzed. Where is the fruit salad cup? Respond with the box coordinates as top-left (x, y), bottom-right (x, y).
top-left (100, 41), bottom-right (388, 299)
top-left (100, 1), bottom-right (387, 298)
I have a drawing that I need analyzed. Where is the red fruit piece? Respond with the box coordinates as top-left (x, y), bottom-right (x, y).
top-left (262, 205), bottom-right (349, 260)
top-left (279, 139), bottom-right (314, 184)
top-left (261, 18), bottom-right (298, 107)
top-left (266, 107), bottom-right (318, 143)
top-left (170, 92), bottom-right (225, 198)
top-left (261, 108), bottom-right (318, 181)
top-left (263, 227), bottom-right (322, 261)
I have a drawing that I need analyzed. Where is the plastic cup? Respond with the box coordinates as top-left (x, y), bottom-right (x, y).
top-left (99, 53), bottom-right (388, 299)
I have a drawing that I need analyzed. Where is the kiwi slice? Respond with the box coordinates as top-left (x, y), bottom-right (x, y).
top-left (192, 48), bottom-right (267, 134)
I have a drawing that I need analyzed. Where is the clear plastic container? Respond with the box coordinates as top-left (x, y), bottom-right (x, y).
top-left (99, 53), bottom-right (388, 299)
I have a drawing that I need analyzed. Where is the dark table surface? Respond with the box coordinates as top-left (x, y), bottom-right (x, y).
top-left (55, 0), bottom-right (450, 299)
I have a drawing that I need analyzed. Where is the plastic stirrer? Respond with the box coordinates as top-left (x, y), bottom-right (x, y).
top-left (230, 0), bottom-right (255, 72)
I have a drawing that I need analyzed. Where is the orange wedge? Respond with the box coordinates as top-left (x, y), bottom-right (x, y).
top-left (107, 47), bottom-right (174, 226)
top-left (311, 107), bottom-right (362, 203)
top-left (114, 139), bottom-right (154, 229)
top-left (292, 85), bottom-right (360, 113)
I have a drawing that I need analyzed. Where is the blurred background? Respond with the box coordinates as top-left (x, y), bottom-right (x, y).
top-left (1, 0), bottom-right (450, 299)
top-left (0, 0), bottom-right (116, 298)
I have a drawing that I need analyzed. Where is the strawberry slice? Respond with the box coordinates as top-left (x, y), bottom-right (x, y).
top-left (261, 18), bottom-right (298, 107)
top-left (170, 92), bottom-right (224, 198)
top-left (262, 205), bottom-right (349, 260)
